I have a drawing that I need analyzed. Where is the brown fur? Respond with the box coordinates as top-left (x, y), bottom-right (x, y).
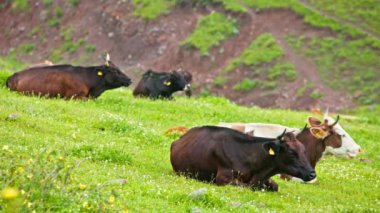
top-left (170, 126), bottom-right (315, 191)
top-left (7, 63), bottom-right (131, 99)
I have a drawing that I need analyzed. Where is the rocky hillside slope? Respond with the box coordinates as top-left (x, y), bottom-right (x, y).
top-left (1, 0), bottom-right (379, 111)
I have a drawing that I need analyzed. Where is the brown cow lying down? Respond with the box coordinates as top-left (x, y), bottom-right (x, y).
top-left (6, 54), bottom-right (131, 99)
top-left (219, 116), bottom-right (343, 183)
top-left (170, 126), bottom-right (315, 191)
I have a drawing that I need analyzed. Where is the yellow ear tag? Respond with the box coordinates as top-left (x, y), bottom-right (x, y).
top-left (269, 148), bottom-right (275, 156)
top-left (310, 128), bottom-right (326, 139)
top-left (164, 81), bottom-right (171, 86)
top-left (97, 71), bottom-right (103, 76)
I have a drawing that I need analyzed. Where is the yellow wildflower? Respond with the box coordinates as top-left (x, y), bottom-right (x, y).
top-left (79, 183), bottom-right (87, 190)
top-left (1, 187), bottom-right (20, 200)
top-left (108, 196), bottom-right (115, 203)
top-left (83, 201), bottom-right (90, 209)
top-left (17, 167), bottom-right (24, 174)
top-left (27, 159), bottom-right (34, 165)
top-left (2, 145), bottom-right (9, 150)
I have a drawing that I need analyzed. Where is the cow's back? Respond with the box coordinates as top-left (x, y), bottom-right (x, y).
top-left (7, 65), bottom-right (89, 98)
top-left (218, 122), bottom-right (299, 138)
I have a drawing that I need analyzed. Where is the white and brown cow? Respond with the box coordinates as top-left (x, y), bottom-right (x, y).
top-left (219, 111), bottom-right (360, 159)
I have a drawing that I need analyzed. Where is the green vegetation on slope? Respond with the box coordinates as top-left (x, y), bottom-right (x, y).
top-left (305, 0), bottom-right (380, 36)
top-left (48, 27), bottom-right (87, 63)
top-left (226, 33), bottom-right (284, 72)
top-left (286, 35), bottom-right (380, 104)
top-left (11, 0), bottom-right (29, 11)
top-left (132, 0), bottom-right (174, 20)
top-left (0, 59), bottom-right (379, 211)
top-left (223, 33), bottom-right (297, 92)
top-left (212, 0), bottom-right (247, 12)
top-left (182, 12), bottom-right (239, 56)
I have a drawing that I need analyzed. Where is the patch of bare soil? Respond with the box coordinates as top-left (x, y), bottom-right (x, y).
top-left (0, 1), bottom-right (354, 111)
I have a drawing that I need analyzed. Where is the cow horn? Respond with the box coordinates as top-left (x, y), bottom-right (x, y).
top-left (331, 115), bottom-right (340, 127)
top-left (302, 123), bottom-right (307, 131)
top-left (104, 52), bottom-right (110, 66)
top-left (324, 107), bottom-right (329, 117)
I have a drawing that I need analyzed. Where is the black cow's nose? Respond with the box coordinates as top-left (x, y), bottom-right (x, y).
top-left (309, 171), bottom-right (317, 180)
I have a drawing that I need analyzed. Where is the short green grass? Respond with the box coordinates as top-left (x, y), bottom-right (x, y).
top-left (225, 33), bottom-right (284, 72)
top-left (132, 0), bottom-right (174, 20)
top-left (305, 0), bottom-right (380, 36)
top-left (182, 12), bottom-right (239, 56)
top-left (233, 78), bottom-right (260, 92)
top-left (11, 0), bottom-right (29, 11)
top-left (0, 59), bottom-right (379, 211)
top-left (69, 0), bottom-right (80, 7)
top-left (212, 0), bottom-right (247, 13)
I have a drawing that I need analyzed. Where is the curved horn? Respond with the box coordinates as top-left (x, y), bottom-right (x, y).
top-left (302, 123), bottom-right (307, 131)
top-left (331, 115), bottom-right (340, 127)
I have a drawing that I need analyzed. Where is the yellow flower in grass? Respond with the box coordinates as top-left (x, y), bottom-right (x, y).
top-left (83, 201), bottom-right (90, 209)
top-left (27, 159), bottom-right (34, 165)
top-left (79, 183), bottom-right (87, 190)
top-left (2, 145), bottom-right (9, 151)
top-left (1, 187), bottom-right (20, 200)
top-left (108, 196), bottom-right (115, 204)
top-left (17, 167), bottom-right (24, 174)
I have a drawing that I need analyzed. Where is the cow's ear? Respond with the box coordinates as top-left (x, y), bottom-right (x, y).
top-left (263, 142), bottom-right (279, 156)
top-left (308, 117), bottom-right (322, 127)
top-left (309, 127), bottom-right (328, 139)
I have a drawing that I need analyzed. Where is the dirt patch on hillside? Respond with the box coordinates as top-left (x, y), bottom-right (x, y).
top-left (0, 1), bottom-right (354, 111)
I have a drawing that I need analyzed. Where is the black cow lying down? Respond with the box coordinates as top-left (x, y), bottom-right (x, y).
top-left (133, 69), bottom-right (192, 99)
top-left (170, 126), bottom-right (316, 191)
top-left (6, 53), bottom-right (132, 99)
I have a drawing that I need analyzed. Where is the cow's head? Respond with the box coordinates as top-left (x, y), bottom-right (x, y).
top-left (165, 70), bottom-right (192, 96)
top-left (99, 53), bottom-right (132, 88)
top-left (307, 115), bottom-right (352, 157)
top-left (264, 131), bottom-right (316, 182)
top-left (321, 110), bottom-right (361, 158)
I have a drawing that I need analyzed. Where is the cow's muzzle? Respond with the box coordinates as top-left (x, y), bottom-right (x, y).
top-left (184, 84), bottom-right (191, 97)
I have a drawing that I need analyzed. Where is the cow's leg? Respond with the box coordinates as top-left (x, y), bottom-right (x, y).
top-left (215, 168), bottom-right (249, 187)
top-left (249, 177), bottom-right (278, 191)
top-left (263, 178), bottom-right (278, 191)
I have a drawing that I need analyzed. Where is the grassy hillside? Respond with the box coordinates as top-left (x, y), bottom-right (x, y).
top-left (0, 59), bottom-right (379, 211)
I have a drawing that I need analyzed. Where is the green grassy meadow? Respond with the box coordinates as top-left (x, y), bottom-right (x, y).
top-left (0, 62), bottom-right (379, 211)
